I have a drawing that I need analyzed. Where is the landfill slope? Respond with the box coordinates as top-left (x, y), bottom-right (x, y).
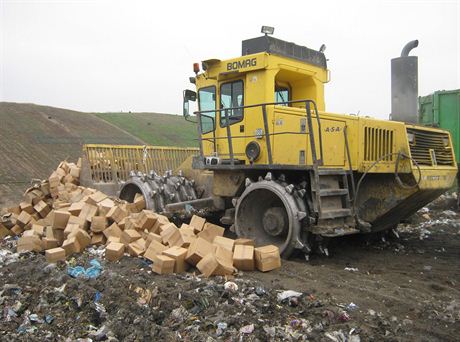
top-left (0, 195), bottom-right (459, 341)
top-left (0, 102), bottom-right (195, 207)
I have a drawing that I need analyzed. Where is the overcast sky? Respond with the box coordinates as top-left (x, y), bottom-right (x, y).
top-left (1, 0), bottom-right (459, 119)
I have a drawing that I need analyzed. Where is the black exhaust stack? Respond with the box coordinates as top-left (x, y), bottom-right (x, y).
top-left (390, 40), bottom-right (419, 123)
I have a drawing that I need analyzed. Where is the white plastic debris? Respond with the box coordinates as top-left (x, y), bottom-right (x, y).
top-left (240, 323), bottom-right (254, 334)
top-left (344, 267), bottom-right (359, 272)
top-left (224, 281), bottom-right (238, 292)
top-left (277, 290), bottom-right (302, 301)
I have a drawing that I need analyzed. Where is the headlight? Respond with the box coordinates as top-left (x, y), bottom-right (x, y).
top-left (407, 132), bottom-right (415, 144)
top-left (245, 141), bottom-right (261, 162)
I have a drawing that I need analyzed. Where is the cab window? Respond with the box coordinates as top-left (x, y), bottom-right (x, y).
top-left (198, 86), bottom-right (216, 134)
top-left (220, 80), bottom-right (244, 126)
top-left (275, 85), bottom-right (290, 106)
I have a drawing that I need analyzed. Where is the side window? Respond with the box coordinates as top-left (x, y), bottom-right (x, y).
top-left (220, 80), bottom-right (244, 126)
top-left (275, 85), bottom-right (290, 106)
top-left (198, 86), bottom-right (216, 134)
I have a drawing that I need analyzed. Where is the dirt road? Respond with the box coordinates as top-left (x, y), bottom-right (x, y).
top-left (1, 196), bottom-right (459, 341)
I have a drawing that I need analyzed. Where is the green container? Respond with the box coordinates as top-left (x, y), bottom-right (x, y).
top-left (419, 89), bottom-right (460, 163)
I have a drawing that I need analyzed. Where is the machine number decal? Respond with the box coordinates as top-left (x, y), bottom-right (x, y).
top-left (325, 126), bottom-right (341, 133)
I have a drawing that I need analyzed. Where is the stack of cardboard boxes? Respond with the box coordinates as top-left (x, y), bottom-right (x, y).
top-left (0, 160), bottom-right (281, 277)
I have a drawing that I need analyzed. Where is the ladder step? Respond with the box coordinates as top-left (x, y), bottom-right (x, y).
top-left (319, 208), bottom-right (352, 219)
top-left (317, 169), bottom-right (347, 176)
top-left (319, 189), bottom-right (349, 196)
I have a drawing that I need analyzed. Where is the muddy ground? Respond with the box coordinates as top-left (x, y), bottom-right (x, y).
top-left (1, 195), bottom-right (459, 341)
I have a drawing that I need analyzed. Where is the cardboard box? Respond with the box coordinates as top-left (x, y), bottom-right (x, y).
top-left (234, 238), bottom-right (255, 246)
top-left (86, 191), bottom-right (108, 205)
top-left (20, 202), bottom-right (34, 214)
top-left (103, 223), bottom-right (123, 239)
top-left (127, 238), bottom-right (146, 256)
top-left (23, 229), bottom-right (39, 237)
top-left (143, 240), bottom-right (168, 262)
top-left (74, 229), bottom-right (91, 251)
top-left (151, 215), bottom-right (170, 233)
top-left (179, 225), bottom-right (196, 247)
top-left (48, 172), bottom-right (60, 188)
top-left (91, 216), bottom-right (107, 232)
top-left (34, 200), bottom-right (51, 218)
top-left (106, 206), bottom-right (127, 223)
top-left (198, 223), bottom-right (225, 242)
top-left (69, 165), bottom-right (80, 178)
top-left (137, 210), bottom-right (157, 230)
top-left (117, 217), bottom-right (126, 230)
top-left (189, 215), bottom-right (206, 233)
top-left (145, 232), bottom-right (162, 247)
top-left (64, 223), bottom-right (80, 238)
top-left (52, 210), bottom-right (70, 229)
top-left (159, 223), bottom-right (178, 243)
top-left (17, 211), bottom-right (32, 228)
top-left (196, 252), bottom-right (234, 277)
top-left (45, 247), bottom-right (66, 263)
top-left (160, 223), bottom-right (184, 247)
top-left (213, 236), bottom-right (235, 252)
top-left (0, 223), bottom-right (12, 239)
top-left (42, 237), bottom-right (60, 250)
top-left (10, 225), bottom-right (24, 236)
top-left (121, 229), bottom-right (142, 245)
top-left (185, 237), bottom-right (215, 266)
top-left (98, 198), bottom-right (115, 216)
top-left (134, 193), bottom-right (146, 211)
top-left (106, 242), bottom-right (125, 261)
top-left (152, 254), bottom-right (175, 275)
top-left (91, 233), bottom-right (106, 245)
top-left (17, 236), bottom-right (43, 252)
top-left (254, 245), bottom-right (281, 272)
top-left (53, 228), bottom-right (65, 244)
top-left (31, 223), bottom-right (45, 236)
top-left (68, 214), bottom-right (86, 229)
top-left (106, 236), bottom-right (121, 244)
top-left (233, 245), bottom-right (255, 271)
top-left (78, 203), bottom-right (98, 223)
top-left (163, 246), bottom-right (189, 273)
top-left (68, 201), bottom-right (85, 216)
top-left (61, 237), bottom-right (80, 256)
top-left (215, 246), bottom-right (234, 270)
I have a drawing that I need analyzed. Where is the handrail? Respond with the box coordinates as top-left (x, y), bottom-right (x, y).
top-left (193, 99), bottom-right (324, 167)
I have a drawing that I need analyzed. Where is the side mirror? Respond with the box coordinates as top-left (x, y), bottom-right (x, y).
top-left (183, 89), bottom-right (196, 117)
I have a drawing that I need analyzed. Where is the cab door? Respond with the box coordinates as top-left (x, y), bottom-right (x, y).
top-left (215, 79), bottom-right (246, 162)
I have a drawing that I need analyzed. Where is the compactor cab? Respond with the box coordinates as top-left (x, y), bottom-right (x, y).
top-left (183, 34), bottom-right (329, 168)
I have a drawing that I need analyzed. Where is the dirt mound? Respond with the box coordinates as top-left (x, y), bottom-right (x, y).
top-left (0, 102), bottom-right (144, 206)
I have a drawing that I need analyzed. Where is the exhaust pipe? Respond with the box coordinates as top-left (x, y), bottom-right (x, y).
top-left (401, 40), bottom-right (419, 57)
top-left (390, 40), bottom-right (419, 123)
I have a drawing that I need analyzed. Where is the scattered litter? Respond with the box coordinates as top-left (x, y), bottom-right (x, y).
top-left (67, 259), bottom-right (102, 279)
top-left (344, 267), bottom-right (359, 272)
top-left (277, 290), bottom-right (302, 302)
top-left (240, 323), bottom-right (255, 334)
top-left (224, 281), bottom-right (238, 292)
top-left (346, 302), bottom-right (359, 311)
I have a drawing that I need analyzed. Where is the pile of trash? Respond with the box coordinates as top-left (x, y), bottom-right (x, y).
top-left (0, 249), bottom-right (364, 341)
top-left (0, 160), bottom-right (281, 277)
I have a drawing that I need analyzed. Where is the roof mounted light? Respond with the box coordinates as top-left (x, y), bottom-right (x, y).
top-left (261, 26), bottom-right (274, 36)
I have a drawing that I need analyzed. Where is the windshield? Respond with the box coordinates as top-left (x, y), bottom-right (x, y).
top-left (220, 80), bottom-right (244, 126)
top-left (198, 86), bottom-right (216, 134)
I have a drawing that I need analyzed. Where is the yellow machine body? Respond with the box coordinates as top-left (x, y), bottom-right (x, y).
top-left (193, 51), bottom-right (457, 191)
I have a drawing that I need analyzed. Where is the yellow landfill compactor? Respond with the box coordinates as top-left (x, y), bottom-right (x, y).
top-left (85, 32), bottom-right (457, 258)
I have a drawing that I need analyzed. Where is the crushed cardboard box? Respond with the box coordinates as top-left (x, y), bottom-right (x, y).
top-left (0, 160), bottom-right (281, 276)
